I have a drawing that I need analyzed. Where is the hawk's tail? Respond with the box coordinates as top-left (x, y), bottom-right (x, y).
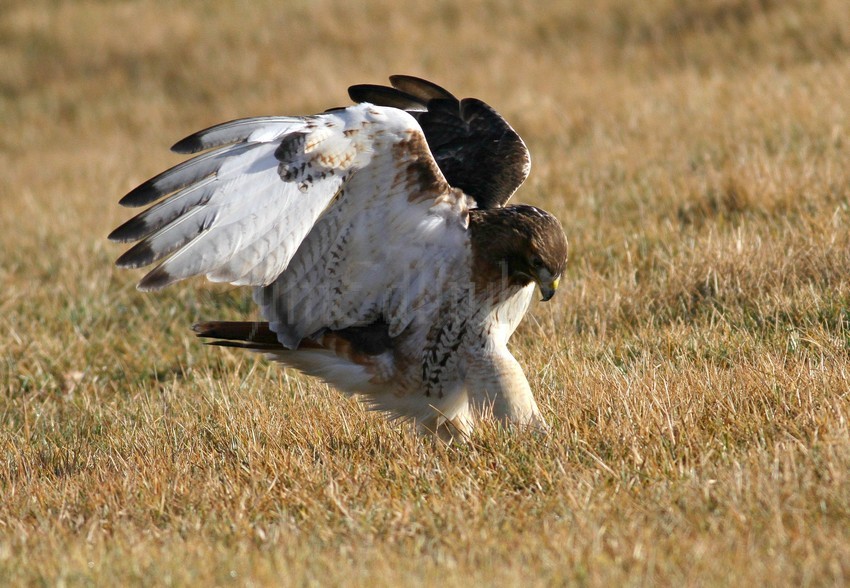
top-left (193, 320), bottom-right (398, 403)
top-left (193, 319), bottom-right (456, 428)
top-left (193, 321), bottom-right (283, 351)
top-left (193, 320), bottom-right (394, 356)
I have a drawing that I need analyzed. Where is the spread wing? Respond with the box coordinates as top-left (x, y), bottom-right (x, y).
top-left (348, 75), bottom-right (531, 209)
top-left (110, 103), bottom-right (472, 347)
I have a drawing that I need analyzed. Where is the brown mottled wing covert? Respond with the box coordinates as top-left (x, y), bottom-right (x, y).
top-left (348, 75), bottom-right (531, 209)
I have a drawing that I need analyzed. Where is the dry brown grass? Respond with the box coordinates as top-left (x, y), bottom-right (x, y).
top-left (2, 0), bottom-right (850, 585)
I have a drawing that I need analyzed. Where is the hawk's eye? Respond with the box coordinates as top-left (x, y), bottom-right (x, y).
top-left (530, 256), bottom-right (544, 270)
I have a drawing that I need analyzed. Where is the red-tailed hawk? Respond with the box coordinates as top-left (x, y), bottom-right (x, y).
top-left (110, 76), bottom-right (567, 438)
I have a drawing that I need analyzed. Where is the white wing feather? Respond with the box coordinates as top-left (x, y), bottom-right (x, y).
top-left (112, 116), bottom-right (347, 290)
top-left (113, 103), bottom-right (471, 347)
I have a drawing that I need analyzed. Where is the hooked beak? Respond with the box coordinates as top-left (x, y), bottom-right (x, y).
top-left (535, 268), bottom-right (560, 302)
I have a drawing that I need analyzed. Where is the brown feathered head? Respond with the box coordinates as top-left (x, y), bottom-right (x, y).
top-left (470, 204), bottom-right (568, 301)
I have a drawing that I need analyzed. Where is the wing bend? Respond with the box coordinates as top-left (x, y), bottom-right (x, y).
top-left (110, 103), bottom-right (464, 292)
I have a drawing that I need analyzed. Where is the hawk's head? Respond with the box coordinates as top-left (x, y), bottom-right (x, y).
top-left (470, 205), bottom-right (568, 301)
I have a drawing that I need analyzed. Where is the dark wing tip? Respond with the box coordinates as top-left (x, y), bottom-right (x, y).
top-left (135, 266), bottom-right (173, 292)
top-left (388, 75), bottom-right (457, 101)
top-left (349, 75), bottom-right (458, 110)
top-left (108, 215), bottom-right (147, 242)
top-left (350, 76), bottom-right (530, 209)
top-left (171, 133), bottom-right (206, 154)
top-left (118, 181), bottom-right (162, 208)
top-left (113, 240), bottom-right (156, 269)
top-left (348, 84), bottom-right (426, 111)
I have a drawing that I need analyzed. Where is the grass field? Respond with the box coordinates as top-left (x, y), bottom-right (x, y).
top-left (2, 0), bottom-right (850, 585)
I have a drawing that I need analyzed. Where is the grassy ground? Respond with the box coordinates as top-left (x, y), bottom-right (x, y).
top-left (2, 0), bottom-right (850, 585)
